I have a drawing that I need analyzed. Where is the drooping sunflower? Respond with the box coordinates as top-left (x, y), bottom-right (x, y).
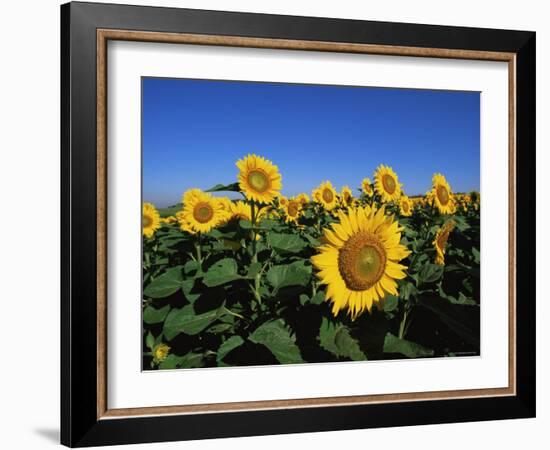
top-left (341, 186), bottom-right (354, 207)
top-left (142, 202), bottom-right (161, 238)
top-left (361, 178), bottom-right (374, 196)
top-left (236, 154), bottom-right (282, 203)
top-left (283, 198), bottom-right (302, 224)
top-left (433, 219), bottom-right (456, 265)
top-left (428, 173), bottom-right (455, 214)
top-left (399, 195), bottom-right (413, 217)
top-left (181, 188), bottom-right (228, 233)
top-left (374, 165), bottom-right (402, 203)
top-left (314, 181), bottom-right (338, 211)
top-left (312, 205), bottom-right (411, 319)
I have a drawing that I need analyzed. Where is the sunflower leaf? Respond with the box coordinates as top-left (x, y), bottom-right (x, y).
top-left (266, 232), bottom-right (307, 254)
top-left (163, 304), bottom-right (226, 340)
top-left (266, 261), bottom-right (311, 291)
top-left (418, 263), bottom-right (444, 284)
top-left (383, 333), bottom-right (434, 358)
top-left (143, 266), bottom-right (184, 298)
top-left (216, 336), bottom-right (245, 366)
top-left (319, 318), bottom-right (366, 361)
top-left (158, 352), bottom-right (204, 370)
top-left (143, 304), bottom-right (171, 324)
top-left (248, 320), bottom-right (303, 364)
top-left (203, 258), bottom-right (242, 287)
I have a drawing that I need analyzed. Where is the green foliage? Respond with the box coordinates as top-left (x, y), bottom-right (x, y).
top-left (143, 187), bottom-right (480, 370)
top-left (248, 320), bottom-right (304, 364)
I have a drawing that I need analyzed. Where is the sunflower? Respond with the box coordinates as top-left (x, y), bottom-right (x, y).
top-left (160, 215), bottom-right (177, 225)
top-left (176, 210), bottom-right (197, 234)
top-left (236, 154), bottom-right (282, 203)
top-left (361, 178), bottom-right (374, 196)
top-left (296, 193), bottom-right (310, 205)
top-left (153, 343), bottom-right (170, 364)
top-left (283, 198), bottom-right (302, 223)
top-left (399, 195), bottom-right (413, 217)
top-left (312, 205), bottom-right (411, 319)
top-left (433, 219), bottom-right (456, 265)
top-left (276, 195), bottom-right (289, 208)
top-left (314, 181), bottom-right (338, 211)
top-left (341, 186), bottom-right (354, 206)
top-left (428, 173), bottom-right (455, 214)
top-left (181, 188), bottom-right (228, 233)
top-left (374, 165), bottom-right (402, 203)
top-left (142, 203), bottom-right (161, 238)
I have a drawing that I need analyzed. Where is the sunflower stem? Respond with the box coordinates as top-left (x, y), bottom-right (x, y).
top-left (398, 304), bottom-right (409, 339)
top-left (195, 232), bottom-right (203, 268)
top-left (250, 201), bottom-right (262, 305)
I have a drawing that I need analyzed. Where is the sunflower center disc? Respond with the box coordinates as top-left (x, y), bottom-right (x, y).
top-left (142, 215), bottom-right (152, 228)
top-left (287, 201), bottom-right (299, 217)
top-left (382, 174), bottom-right (396, 194)
top-left (194, 202), bottom-right (214, 223)
top-left (248, 170), bottom-right (269, 192)
top-left (436, 185), bottom-right (449, 205)
top-left (322, 188), bottom-right (334, 203)
top-left (402, 201), bottom-right (409, 213)
top-left (338, 232), bottom-right (387, 291)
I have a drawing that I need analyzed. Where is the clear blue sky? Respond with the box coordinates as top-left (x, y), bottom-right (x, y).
top-left (142, 77), bottom-right (479, 207)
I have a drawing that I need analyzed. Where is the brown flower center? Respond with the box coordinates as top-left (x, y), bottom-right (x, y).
top-left (287, 201), bottom-right (299, 217)
top-left (382, 174), bottom-right (396, 194)
top-left (338, 232), bottom-right (387, 291)
top-left (436, 185), bottom-right (450, 205)
top-left (322, 188), bottom-right (334, 203)
top-left (247, 169), bottom-right (270, 193)
top-left (193, 202), bottom-right (214, 223)
top-left (402, 200), bottom-right (409, 213)
top-left (142, 214), bottom-right (152, 228)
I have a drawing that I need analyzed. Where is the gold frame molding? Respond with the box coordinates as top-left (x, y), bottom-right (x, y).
top-left (96, 29), bottom-right (516, 420)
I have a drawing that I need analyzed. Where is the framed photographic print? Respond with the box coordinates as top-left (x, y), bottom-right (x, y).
top-left (61, 2), bottom-right (536, 447)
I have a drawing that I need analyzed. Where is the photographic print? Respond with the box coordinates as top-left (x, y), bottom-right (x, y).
top-left (141, 78), bottom-right (481, 370)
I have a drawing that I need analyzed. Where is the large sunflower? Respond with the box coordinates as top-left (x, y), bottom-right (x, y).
top-left (142, 203), bottom-right (161, 238)
top-left (428, 173), bottom-right (454, 214)
top-left (314, 181), bottom-right (338, 211)
top-left (283, 198), bottom-right (302, 223)
top-left (181, 189), bottom-right (227, 233)
top-left (433, 219), bottom-right (456, 265)
top-left (176, 210), bottom-right (197, 235)
top-left (361, 178), bottom-right (374, 197)
top-left (399, 195), bottom-right (413, 217)
top-left (312, 205), bottom-right (411, 319)
top-left (374, 165), bottom-right (402, 203)
top-left (236, 154), bottom-right (282, 203)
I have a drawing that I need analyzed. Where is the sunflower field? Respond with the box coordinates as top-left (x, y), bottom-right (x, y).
top-left (142, 154), bottom-right (480, 370)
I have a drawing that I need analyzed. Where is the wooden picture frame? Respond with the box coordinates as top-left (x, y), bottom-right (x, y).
top-left (61, 2), bottom-right (535, 447)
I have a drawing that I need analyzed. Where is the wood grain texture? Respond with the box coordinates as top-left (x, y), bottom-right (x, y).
top-left (95, 29), bottom-right (516, 420)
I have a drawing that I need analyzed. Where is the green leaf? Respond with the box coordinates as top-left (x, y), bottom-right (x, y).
top-left (319, 318), bottom-right (366, 361)
top-left (246, 262), bottom-right (262, 279)
top-left (248, 320), bottom-right (303, 364)
top-left (145, 332), bottom-right (155, 351)
top-left (158, 352), bottom-right (203, 370)
top-left (303, 233), bottom-right (321, 247)
top-left (311, 291), bottom-right (326, 305)
top-left (383, 295), bottom-right (399, 312)
top-left (163, 304), bottom-right (226, 340)
top-left (184, 260), bottom-right (200, 275)
top-left (216, 336), bottom-right (244, 365)
top-left (472, 247), bottom-right (480, 264)
top-left (418, 263), bottom-right (444, 284)
top-left (205, 182), bottom-right (240, 192)
top-left (143, 267), bottom-right (183, 298)
top-left (266, 232), bottom-right (307, 253)
top-left (266, 261), bottom-right (311, 291)
top-left (383, 333), bottom-right (434, 358)
top-left (143, 304), bottom-right (171, 324)
top-left (203, 258), bottom-right (242, 287)
top-left (181, 278), bottom-right (200, 303)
